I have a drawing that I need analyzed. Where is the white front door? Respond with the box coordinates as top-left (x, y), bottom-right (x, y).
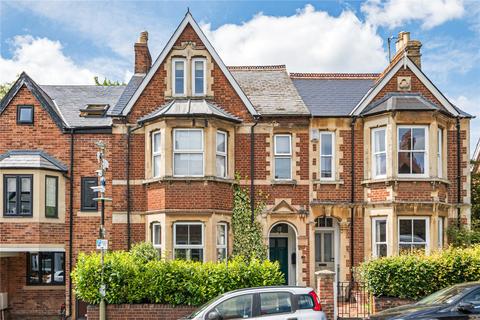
top-left (315, 230), bottom-right (335, 271)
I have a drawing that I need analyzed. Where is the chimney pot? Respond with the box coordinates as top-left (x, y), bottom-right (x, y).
top-left (138, 31), bottom-right (148, 44)
top-left (134, 31), bottom-right (152, 74)
top-left (394, 31), bottom-right (422, 69)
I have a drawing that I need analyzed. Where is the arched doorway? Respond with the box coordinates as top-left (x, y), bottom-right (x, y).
top-left (314, 216), bottom-right (340, 273)
top-left (268, 222), bottom-right (297, 285)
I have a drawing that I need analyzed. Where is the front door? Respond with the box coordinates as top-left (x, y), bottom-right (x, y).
top-left (269, 237), bottom-right (289, 284)
top-left (315, 230), bottom-right (334, 271)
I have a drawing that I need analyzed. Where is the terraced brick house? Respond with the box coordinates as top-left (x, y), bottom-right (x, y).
top-left (0, 12), bottom-right (472, 319)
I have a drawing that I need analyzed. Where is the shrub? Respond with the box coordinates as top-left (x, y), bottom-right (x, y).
top-left (71, 245), bottom-right (283, 306)
top-left (130, 242), bottom-right (159, 263)
top-left (359, 245), bottom-right (480, 300)
top-left (447, 226), bottom-right (480, 247)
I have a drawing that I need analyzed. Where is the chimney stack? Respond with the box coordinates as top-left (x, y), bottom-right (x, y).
top-left (395, 31), bottom-right (422, 68)
top-left (134, 31), bottom-right (152, 74)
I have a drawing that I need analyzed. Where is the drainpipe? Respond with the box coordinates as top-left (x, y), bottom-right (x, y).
top-left (456, 117), bottom-right (461, 228)
top-left (350, 117), bottom-right (357, 282)
top-left (250, 117), bottom-right (259, 224)
top-left (127, 126), bottom-right (132, 250)
top-left (68, 128), bottom-right (75, 317)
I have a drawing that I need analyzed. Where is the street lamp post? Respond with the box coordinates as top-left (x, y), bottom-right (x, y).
top-left (93, 141), bottom-right (111, 320)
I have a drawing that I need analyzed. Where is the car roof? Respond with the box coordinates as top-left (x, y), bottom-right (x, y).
top-left (225, 286), bottom-right (314, 295)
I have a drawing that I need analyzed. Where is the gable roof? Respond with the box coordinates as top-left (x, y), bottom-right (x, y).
top-left (0, 72), bottom-right (67, 129)
top-left (41, 85), bottom-right (125, 128)
top-left (120, 12), bottom-right (258, 117)
top-left (0, 150), bottom-right (68, 172)
top-left (351, 56), bottom-right (467, 117)
top-left (108, 74), bottom-right (145, 116)
top-left (291, 73), bottom-right (377, 117)
top-left (229, 65), bottom-right (309, 116)
top-left (138, 99), bottom-right (242, 124)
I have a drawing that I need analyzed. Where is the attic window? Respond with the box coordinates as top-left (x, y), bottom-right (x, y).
top-left (80, 104), bottom-right (109, 117)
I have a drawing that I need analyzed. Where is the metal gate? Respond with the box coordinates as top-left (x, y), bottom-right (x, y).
top-left (337, 281), bottom-right (372, 319)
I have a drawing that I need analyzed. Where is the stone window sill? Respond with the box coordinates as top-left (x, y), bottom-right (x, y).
top-left (362, 177), bottom-right (451, 186)
top-left (23, 285), bottom-right (65, 290)
top-left (271, 179), bottom-right (297, 186)
top-left (313, 179), bottom-right (344, 185)
top-left (144, 176), bottom-right (236, 184)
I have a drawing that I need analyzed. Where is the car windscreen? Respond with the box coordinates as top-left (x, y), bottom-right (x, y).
top-left (185, 294), bottom-right (225, 319)
top-left (417, 285), bottom-right (469, 305)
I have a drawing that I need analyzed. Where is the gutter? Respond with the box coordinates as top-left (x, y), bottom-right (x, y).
top-left (68, 128), bottom-right (75, 317)
top-left (250, 117), bottom-right (259, 223)
top-left (456, 117), bottom-right (462, 227)
top-left (350, 117), bottom-right (357, 281)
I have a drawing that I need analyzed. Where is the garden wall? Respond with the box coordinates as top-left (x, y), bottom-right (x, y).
top-left (87, 304), bottom-right (196, 320)
top-left (373, 297), bottom-right (415, 313)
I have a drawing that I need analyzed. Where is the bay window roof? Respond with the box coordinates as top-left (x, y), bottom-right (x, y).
top-left (361, 93), bottom-right (444, 116)
top-left (138, 99), bottom-right (242, 124)
top-left (0, 150), bottom-right (68, 172)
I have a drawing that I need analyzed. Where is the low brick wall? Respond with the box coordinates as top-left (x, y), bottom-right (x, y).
top-left (87, 304), bottom-right (197, 320)
top-left (373, 296), bottom-right (415, 313)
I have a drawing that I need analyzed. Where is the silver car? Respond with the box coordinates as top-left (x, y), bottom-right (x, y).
top-left (183, 286), bottom-right (328, 320)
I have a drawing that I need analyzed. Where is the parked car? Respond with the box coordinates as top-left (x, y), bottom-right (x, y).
top-left (369, 282), bottom-right (480, 319)
top-left (182, 286), bottom-right (327, 320)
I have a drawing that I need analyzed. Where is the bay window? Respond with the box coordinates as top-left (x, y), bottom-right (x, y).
top-left (173, 222), bottom-right (204, 261)
top-left (372, 218), bottom-right (388, 257)
top-left (27, 252), bottom-right (64, 285)
top-left (319, 132), bottom-right (334, 180)
top-left (274, 134), bottom-right (292, 180)
top-left (45, 176), bottom-right (58, 218)
top-left (398, 217), bottom-right (429, 252)
top-left (437, 128), bottom-right (443, 178)
top-left (192, 58), bottom-right (206, 95)
top-left (216, 223), bottom-right (228, 261)
top-left (398, 126), bottom-right (428, 176)
top-left (152, 131), bottom-right (161, 178)
top-left (4, 175), bottom-right (32, 216)
top-left (172, 58), bottom-right (186, 96)
top-left (173, 129), bottom-right (204, 177)
top-left (372, 128), bottom-right (386, 178)
top-left (216, 131), bottom-right (227, 178)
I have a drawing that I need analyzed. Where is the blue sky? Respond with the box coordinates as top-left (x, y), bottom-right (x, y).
top-left (0, 0), bottom-right (479, 153)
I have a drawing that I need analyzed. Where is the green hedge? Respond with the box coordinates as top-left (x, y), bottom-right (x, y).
top-left (359, 245), bottom-right (480, 300)
top-left (72, 243), bottom-right (284, 306)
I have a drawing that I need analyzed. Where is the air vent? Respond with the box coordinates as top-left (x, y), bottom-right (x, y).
top-left (80, 104), bottom-right (110, 117)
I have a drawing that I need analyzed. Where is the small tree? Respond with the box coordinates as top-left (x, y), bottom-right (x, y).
top-left (471, 168), bottom-right (480, 230)
top-left (231, 175), bottom-right (267, 261)
top-left (94, 76), bottom-right (125, 86)
top-left (0, 80), bottom-right (13, 100)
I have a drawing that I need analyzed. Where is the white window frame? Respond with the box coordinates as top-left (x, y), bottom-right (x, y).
top-left (438, 217), bottom-right (444, 249)
top-left (397, 125), bottom-right (429, 177)
top-left (192, 58), bottom-right (206, 96)
top-left (173, 129), bottom-right (204, 177)
top-left (216, 130), bottom-right (228, 178)
top-left (398, 216), bottom-right (430, 253)
top-left (151, 222), bottom-right (161, 249)
top-left (172, 58), bottom-right (186, 96)
top-left (372, 127), bottom-right (387, 179)
top-left (437, 128), bottom-right (443, 179)
top-left (372, 217), bottom-right (388, 258)
top-left (216, 222), bottom-right (228, 261)
top-left (173, 222), bottom-right (204, 261)
top-left (273, 134), bottom-right (292, 180)
top-left (152, 131), bottom-right (162, 178)
top-left (319, 131), bottom-right (335, 181)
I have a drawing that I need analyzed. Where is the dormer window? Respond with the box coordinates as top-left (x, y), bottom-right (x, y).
top-left (192, 58), bottom-right (206, 96)
top-left (80, 104), bottom-right (109, 117)
top-left (17, 105), bottom-right (34, 124)
top-left (173, 58), bottom-right (186, 96)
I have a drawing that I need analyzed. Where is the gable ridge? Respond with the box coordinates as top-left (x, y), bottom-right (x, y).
top-left (290, 72), bottom-right (379, 80)
top-left (227, 65), bottom-right (286, 71)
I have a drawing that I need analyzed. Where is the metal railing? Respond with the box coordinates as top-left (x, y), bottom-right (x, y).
top-left (337, 281), bottom-right (372, 319)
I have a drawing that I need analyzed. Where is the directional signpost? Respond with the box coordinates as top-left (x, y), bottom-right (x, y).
top-left (93, 141), bottom-right (111, 320)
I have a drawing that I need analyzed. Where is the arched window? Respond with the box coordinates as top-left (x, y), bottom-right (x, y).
top-left (315, 216), bottom-right (333, 228)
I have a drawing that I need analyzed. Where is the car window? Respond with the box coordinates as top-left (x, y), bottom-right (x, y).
top-left (418, 285), bottom-right (467, 305)
top-left (208, 294), bottom-right (253, 319)
top-left (462, 288), bottom-right (480, 312)
top-left (297, 294), bottom-right (314, 310)
top-left (260, 292), bottom-right (292, 315)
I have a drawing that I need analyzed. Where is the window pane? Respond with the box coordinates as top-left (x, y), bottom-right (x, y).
top-left (217, 224), bottom-right (226, 246)
top-left (175, 130), bottom-right (203, 151)
top-left (194, 61), bottom-right (204, 94)
top-left (28, 253), bottom-right (40, 284)
top-left (188, 153), bottom-right (203, 176)
top-left (174, 61), bottom-right (184, 94)
top-left (190, 249), bottom-right (203, 262)
top-left (42, 253), bottom-right (52, 284)
top-left (275, 157), bottom-right (291, 179)
top-left (46, 177), bottom-right (57, 217)
top-left (216, 155), bottom-right (226, 177)
top-left (175, 225), bottom-right (188, 245)
top-left (20, 177), bottom-right (32, 214)
top-left (374, 130), bottom-right (386, 152)
top-left (174, 154), bottom-right (189, 176)
top-left (260, 292), bottom-right (292, 315)
top-left (376, 220), bottom-right (387, 242)
top-left (82, 178), bottom-right (98, 210)
top-left (315, 233), bottom-right (321, 262)
top-left (399, 128), bottom-right (411, 150)
top-left (275, 136), bottom-right (291, 154)
top-left (216, 132), bottom-right (226, 153)
top-left (174, 248), bottom-right (187, 260)
top-left (399, 220), bottom-right (412, 243)
top-left (153, 132), bottom-right (161, 153)
top-left (399, 244), bottom-right (412, 253)
top-left (375, 154), bottom-right (386, 176)
top-left (323, 233), bottom-right (333, 262)
top-left (398, 152), bottom-right (411, 174)
top-left (377, 244), bottom-right (387, 257)
top-left (412, 152), bottom-right (425, 174)
top-left (19, 107), bottom-right (33, 122)
top-left (153, 155), bottom-right (161, 177)
top-left (412, 128), bottom-right (425, 150)
top-left (413, 220), bottom-right (426, 242)
top-left (214, 294), bottom-right (253, 319)
top-left (53, 253), bottom-right (64, 283)
top-left (153, 224), bottom-right (161, 246)
top-left (320, 156), bottom-right (332, 178)
top-left (189, 225), bottom-right (202, 245)
top-left (321, 133), bottom-right (332, 155)
top-left (217, 248), bottom-right (227, 261)
top-left (6, 177), bottom-right (17, 214)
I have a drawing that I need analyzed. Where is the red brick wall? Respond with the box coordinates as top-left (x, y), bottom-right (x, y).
top-left (87, 304), bottom-right (196, 320)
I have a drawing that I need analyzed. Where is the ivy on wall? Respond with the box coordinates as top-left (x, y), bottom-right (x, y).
top-left (232, 177), bottom-right (268, 261)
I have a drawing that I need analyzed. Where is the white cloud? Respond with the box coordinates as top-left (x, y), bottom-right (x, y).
top-left (202, 4), bottom-right (388, 72)
top-left (0, 35), bottom-right (98, 84)
top-left (362, 0), bottom-right (464, 29)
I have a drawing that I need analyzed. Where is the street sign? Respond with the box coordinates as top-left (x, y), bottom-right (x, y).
top-left (96, 239), bottom-right (108, 250)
